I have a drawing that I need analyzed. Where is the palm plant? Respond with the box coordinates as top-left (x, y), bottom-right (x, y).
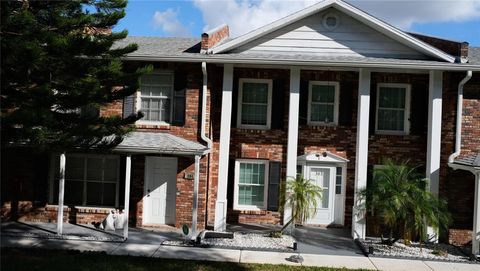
top-left (279, 175), bottom-right (323, 232)
top-left (358, 159), bottom-right (451, 245)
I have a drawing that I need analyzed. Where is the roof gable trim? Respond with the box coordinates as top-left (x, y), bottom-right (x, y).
top-left (211, 0), bottom-right (455, 63)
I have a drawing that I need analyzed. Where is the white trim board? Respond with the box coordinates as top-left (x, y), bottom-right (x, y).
top-left (210, 0), bottom-right (455, 63)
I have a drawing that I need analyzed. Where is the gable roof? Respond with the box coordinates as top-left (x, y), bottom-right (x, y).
top-left (210, 0), bottom-right (455, 63)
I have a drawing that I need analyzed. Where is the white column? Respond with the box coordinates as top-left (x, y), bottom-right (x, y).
top-left (352, 69), bottom-right (371, 239)
top-left (473, 173), bottom-right (480, 255)
top-left (214, 64), bottom-right (233, 231)
top-left (191, 155), bottom-right (201, 239)
top-left (284, 67), bottom-right (301, 225)
top-left (123, 155), bottom-right (131, 240)
top-left (57, 152), bottom-right (66, 235)
top-left (426, 70), bottom-right (443, 241)
top-left (426, 70), bottom-right (443, 195)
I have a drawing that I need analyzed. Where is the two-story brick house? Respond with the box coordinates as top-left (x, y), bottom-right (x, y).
top-left (2, 0), bottom-right (480, 253)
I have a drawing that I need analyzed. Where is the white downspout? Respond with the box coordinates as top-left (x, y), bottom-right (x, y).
top-left (190, 62), bottom-right (212, 240)
top-left (201, 62), bottom-right (213, 149)
top-left (448, 71), bottom-right (472, 164)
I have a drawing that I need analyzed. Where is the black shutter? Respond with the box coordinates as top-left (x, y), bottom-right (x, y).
top-left (339, 81), bottom-right (353, 126)
top-left (369, 84), bottom-right (377, 135)
top-left (227, 159), bottom-right (236, 209)
top-left (231, 77), bottom-right (239, 128)
top-left (410, 85), bottom-right (428, 135)
top-left (299, 80), bottom-right (309, 125)
top-left (271, 79), bottom-right (285, 130)
top-left (172, 71), bottom-right (187, 126)
top-left (267, 161), bottom-right (282, 211)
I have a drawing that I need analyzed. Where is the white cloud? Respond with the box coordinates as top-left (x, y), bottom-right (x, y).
top-left (152, 8), bottom-right (191, 37)
top-left (193, 0), bottom-right (480, 38)
top-left (351, 0), bottom-right (480, 29)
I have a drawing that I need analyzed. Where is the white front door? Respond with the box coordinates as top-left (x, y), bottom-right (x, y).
top-left (143, 157), bottom-right (177, 225)
top-left (306, 166), bottom-right (335, 225)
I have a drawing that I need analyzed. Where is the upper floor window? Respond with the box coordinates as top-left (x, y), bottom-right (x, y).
top-left (237, 78), bottom-right (272, 129)
top-left (139, 72), bottom-right (174, 123)
top-left (308, 81), bottom-right (339, 126)
top-left (376, 83), bottom-right (411, 134)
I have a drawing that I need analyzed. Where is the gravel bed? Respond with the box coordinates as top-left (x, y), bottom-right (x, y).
top-left (163, 232), bottom-right (296, 252)
top-left (361, 238), bottom-right (472, 263)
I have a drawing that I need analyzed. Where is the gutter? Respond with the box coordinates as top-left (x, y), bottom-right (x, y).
top-left (201, 62), bottom-right (213, 150)
top-left (122, 56), bottom-right (480, 71)
top-left (448, 71), bottom-right (473, 164)
top-left (112, 147), bottom-right (208, 156)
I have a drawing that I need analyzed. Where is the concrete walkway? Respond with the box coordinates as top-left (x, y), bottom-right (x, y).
top-left (2, 222), bottom-right (479, 270)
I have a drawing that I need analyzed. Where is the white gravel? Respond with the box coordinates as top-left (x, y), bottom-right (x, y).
top-left (163, 232), bottom-right (296, 252)
top-left (361, 239), bottom-right (471, 262)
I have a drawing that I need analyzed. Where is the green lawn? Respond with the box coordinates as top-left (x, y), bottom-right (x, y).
top-left (1, 248), bottom-right (367, 271)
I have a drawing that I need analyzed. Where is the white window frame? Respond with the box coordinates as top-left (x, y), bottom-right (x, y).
top-left (136, 71), bottom-right (174, 125)
top-left (49, 154), bottom-right (120, 207)
top-left (307, 81), bottom-right (340, 126)
top-left (237, 78), bottom-right (273, 130)
top-left (375, 83), bottom-right (411, 135)
top-left (233, 159), bottom-right (269, 211)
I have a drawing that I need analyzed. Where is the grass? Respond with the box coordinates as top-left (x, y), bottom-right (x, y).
top-left (1, 248), bottom-right (368, 271)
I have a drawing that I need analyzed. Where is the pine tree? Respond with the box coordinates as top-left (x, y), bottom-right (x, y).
top-left (1, 0), bottom-right (148, 151)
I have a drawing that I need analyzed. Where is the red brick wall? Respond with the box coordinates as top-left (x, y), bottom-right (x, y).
top-left (445, 72), bottom-right (480, 245)
top-left (100, 99), bottom-right (123, 118)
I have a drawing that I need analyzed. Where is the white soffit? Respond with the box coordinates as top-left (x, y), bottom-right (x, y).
top-left (211, 0), bottom-right (455, 63)
top-left (297, 151), bottom-right (349, 163)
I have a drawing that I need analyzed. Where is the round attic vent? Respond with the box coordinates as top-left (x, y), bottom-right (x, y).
top-left (323, 13), bottom-right (339, 30)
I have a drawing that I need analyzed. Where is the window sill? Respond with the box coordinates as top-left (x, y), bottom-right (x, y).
top-left (45, 204), bottom-right (71, 211)
top-left (74, 206), bottom-right (117, 213)
top-left (237, 125), bottom-right (270, 130)
top-left (233, 206), bottom-right (267, 212)
top-left (307, 122), bottom-right (338, 127)
top-left (375, 130), bottom-right (409, 136)
top-left (136, 121), bottom-right (171, 130)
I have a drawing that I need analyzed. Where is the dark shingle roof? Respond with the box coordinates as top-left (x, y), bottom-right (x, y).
top-left (116, 36), bottom-right (480, 70)
top-left (455, 152), bottom-right (480, 168)
top-left (115, 37), bottom-right (201, 57)
top-left (469, 47), bottom-right (480, 65)
top-left (114, 132), bottom-right (208, 155)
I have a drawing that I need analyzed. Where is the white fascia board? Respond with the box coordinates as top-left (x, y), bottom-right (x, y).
top-left (212, 0), bottom-right (455, 63)
top-left (334, 1), bottom-right (455, 63)
top-left (122, 55), bottom-right (480, 71)
top-left (113, 146), bottom-right (208, 156)
top-left (211, 0), bottom-right (336, 54)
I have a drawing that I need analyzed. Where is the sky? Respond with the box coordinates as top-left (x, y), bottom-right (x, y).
top-left (114, 0), bottom-right (480, 47)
